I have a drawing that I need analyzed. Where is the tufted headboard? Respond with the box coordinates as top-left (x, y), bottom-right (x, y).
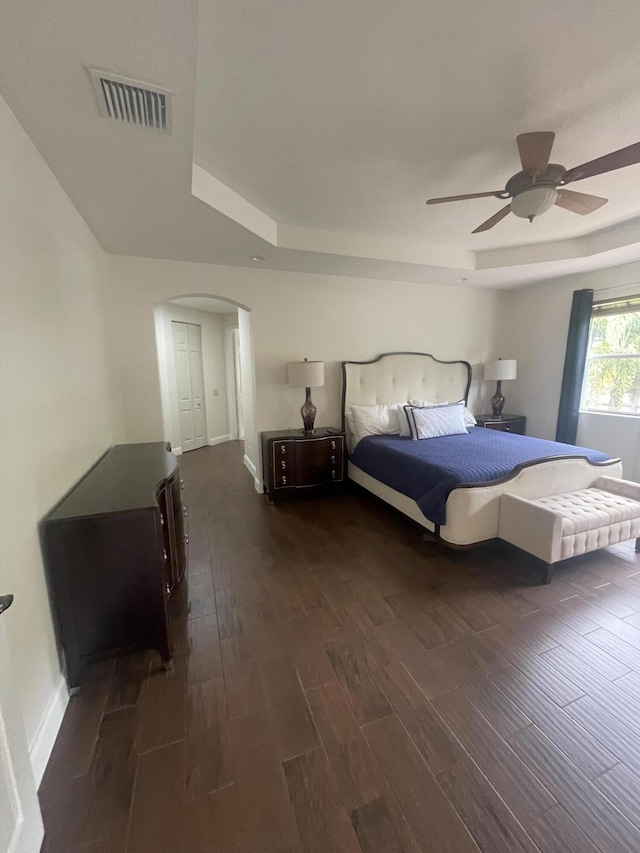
top-left (341, 352), bottom-right (472, 432)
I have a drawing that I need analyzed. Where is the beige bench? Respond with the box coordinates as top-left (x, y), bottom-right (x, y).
top-left (499, 476), bottom-right (640, 584)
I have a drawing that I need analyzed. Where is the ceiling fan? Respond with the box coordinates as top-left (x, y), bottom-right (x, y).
top-left (426, 132), bottom-right (640, 233)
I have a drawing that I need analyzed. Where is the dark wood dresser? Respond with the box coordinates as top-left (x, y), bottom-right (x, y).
top-left (261, 428), bottom-right (346, 502)
top-left (42, 442), bottom-right (187, 690)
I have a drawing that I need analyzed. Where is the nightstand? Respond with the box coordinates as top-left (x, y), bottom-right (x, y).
top-left (475, 413), bottom-right (526, 435)
top-left (261, 428), bottom-right (346, 502)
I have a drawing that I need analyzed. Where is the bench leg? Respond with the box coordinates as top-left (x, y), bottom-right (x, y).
top-left (539, 562), bottom-right (555, 585)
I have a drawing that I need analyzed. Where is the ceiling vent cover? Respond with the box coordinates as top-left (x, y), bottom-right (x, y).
top-left (89, 69), bottom-right (172, 132)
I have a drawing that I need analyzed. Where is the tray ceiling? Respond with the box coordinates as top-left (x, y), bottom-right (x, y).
top-left (2, 0), bottom-right (640, 288)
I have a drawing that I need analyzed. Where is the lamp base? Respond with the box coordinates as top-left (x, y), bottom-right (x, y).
top-left (301, 387), bottom-right (317, 434)
top-left (491, 380), bottom-right (505, 417)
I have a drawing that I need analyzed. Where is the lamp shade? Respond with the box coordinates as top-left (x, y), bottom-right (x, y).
top-left (287, 360), bottom-right (325, 388)
top-left (484, 359), bottom-right (517, 381)
top-left (511, 186), bottom-right (558, 220)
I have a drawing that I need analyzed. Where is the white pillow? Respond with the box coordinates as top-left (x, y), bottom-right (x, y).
top-left (395, 403), bottom-right (414, 437)
top-left (349, 404), bottom-right (401, 448)
top-left (400, 400), bottom-right (441, 437)
top-left (406, 402), bottom-right (468, 440)
top-left (410, 398), bottom-right (477, 428)
top-left (345, 413), bottom-right (358, 453)
top-left (461, 405), bottom-right (477, 426)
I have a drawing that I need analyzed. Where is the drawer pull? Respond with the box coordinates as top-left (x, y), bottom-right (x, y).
top-left (331, 455), bottom-right (336, 464)
top-left (331, 440), bottom-right (336, 449)
top-left (331, 470), bottom-right (336, 479)
top-left (281, 444), bottom-right (286, 454)
top-left (163, 549), bottom-right (168, 561)
top-left (183, 507), bottom-right (188, 517)
top-left (282, 476), bottom-right (287, 486)
top-left (180, 479), bottom-right (185, 490)
top-left (160, 515), bottom-right (165, 526)
top-left (184, 535), bottom-right (189, 544)
top-left (281, 461), bottom-right (286, 470)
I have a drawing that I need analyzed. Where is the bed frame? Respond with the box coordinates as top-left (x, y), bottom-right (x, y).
top-left (342, 352), bottom-right (622, 546)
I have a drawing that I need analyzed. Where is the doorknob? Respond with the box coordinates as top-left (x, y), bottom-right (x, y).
top-left (0, 595), bottom-right (14, 616)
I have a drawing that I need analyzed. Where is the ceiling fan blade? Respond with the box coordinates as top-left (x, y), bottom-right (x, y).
top-left (516, 132), bottom-right (555, 173)
top-left (426, 191), bottom-right (506, 205)
top-left (562, 141), bottom-right (640, 184)
top-left (472, 204), bottom-right (512, 233)
top-left (555, 189), bottom-right (608, 215)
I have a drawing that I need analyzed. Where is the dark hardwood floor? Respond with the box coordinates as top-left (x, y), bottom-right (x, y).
top-left (39, 441), bottom-right (640, 852)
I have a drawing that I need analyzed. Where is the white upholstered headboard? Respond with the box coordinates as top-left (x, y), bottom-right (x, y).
top-left (342, 352), bottom-right (472, 429)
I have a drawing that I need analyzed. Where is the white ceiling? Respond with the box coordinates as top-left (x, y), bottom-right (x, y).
top-left (3, 0), bottom-right (640, 289)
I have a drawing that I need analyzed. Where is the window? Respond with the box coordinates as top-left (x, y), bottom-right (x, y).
top-left (581, 296), bottom-right (640, 414)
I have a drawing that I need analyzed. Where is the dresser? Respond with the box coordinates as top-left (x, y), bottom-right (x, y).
top-left (261, 428), bottom-right (346, 502)
top-left (42, 443), bottom-right (187, 689)
top-left (475, 413), bottom-right (526, 435)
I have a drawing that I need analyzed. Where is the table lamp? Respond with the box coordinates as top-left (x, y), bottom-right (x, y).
top-left (484, 359), bottom-right (517, 417)
top-left (287, 358), bottom-right (325, 434)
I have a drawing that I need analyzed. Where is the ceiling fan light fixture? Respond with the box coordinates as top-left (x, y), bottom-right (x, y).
top-left (510, 186), bottom-right (558, 221)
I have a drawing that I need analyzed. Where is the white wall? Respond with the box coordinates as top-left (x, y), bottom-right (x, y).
top-left (237, 307), bottom-right (257, 482)
top-left (500, 260), bottom-right (640, 479)
top-left (153, 302), bottom-right (231, 451)
top-left (577, 412), bottom-right (640, 481)
top-left (222, 316), bottom-right (241, 440)
top-left (0, 95), bottom-right (119, 779)
top-left (105, 255), bottom-right (503, 480)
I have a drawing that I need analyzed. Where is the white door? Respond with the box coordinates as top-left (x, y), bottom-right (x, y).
top-left (187, 324), bottom-right (207, 448)
top-left (172, 322), bottom-right (206, 452)
top-left (232, 327), bottom-right (244, 440)
top-left (0, 597), bottom-right (45, 853)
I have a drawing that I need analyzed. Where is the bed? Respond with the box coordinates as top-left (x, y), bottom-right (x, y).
top-left (342, 352), bottom-right (622, 546)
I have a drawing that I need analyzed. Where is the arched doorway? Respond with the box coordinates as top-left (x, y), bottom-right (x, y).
top-left (152, 295), bottom-right (255, 465)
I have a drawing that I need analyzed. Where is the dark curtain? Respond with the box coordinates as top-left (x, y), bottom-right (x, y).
top-left (555, 288), bottom-right (594, 444)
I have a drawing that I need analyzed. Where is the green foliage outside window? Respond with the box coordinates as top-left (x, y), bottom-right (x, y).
top-left (582, 312), bottom-right (640, 413)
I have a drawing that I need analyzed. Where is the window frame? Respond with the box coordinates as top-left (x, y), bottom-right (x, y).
top-left (580, 295), bottom-right (640, 417)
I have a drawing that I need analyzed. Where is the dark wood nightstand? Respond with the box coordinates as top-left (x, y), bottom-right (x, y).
top-left (261, 428), bottom-right (346, 502)
top-left (475, 413), bottom-right (526, 435)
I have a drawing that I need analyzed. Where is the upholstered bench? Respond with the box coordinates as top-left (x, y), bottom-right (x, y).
top-left (499, 476), bottom-right (640, 584)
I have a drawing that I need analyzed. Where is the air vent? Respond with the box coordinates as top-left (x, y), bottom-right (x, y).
top-left (89, 69), bottom-right (172, 133)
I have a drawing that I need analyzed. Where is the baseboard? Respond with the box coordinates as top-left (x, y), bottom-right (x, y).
top-left (209, 434), bottom-right (231, 447)
top-left (243, 454), bottom-right (256, 478)
top-left (30, 675), bottom-right (69, 786)
top-left (243, 454), bottom-right (263, 493)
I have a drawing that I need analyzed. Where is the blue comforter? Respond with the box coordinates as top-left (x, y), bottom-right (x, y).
top-left (350, 427), bottom-right (610, 526)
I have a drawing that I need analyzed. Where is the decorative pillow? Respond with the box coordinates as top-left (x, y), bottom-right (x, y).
top-left (411, 398), bottom-right (477, 428)
top-left (404, 402), bottom-right (468, 440)
top-left (349, 404), bottom-right (401, 448)
top-left (400, 400), bottom-right (441, 437)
